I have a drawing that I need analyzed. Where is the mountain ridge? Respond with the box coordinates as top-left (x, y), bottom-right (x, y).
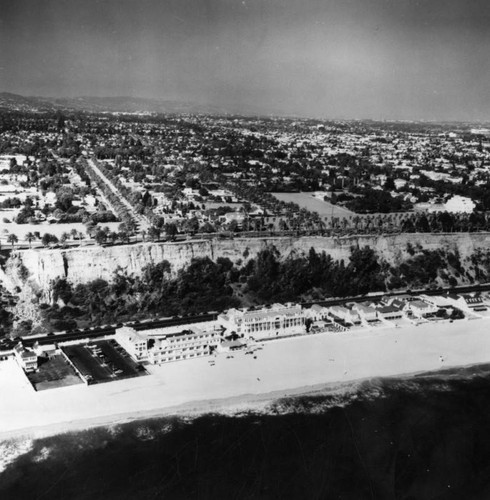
top-left (0, 91), bottom-right (232, 115)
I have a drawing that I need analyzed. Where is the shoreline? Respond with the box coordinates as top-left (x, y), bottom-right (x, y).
top-left (2, 362), bottom-right (490, 443)
top-left (2, 360), bottom-right (489, 443)
top-left (2, 318), bottom-right (490, 442)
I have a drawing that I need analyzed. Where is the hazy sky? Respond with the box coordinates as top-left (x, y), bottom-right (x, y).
top-left (1, 0), bottom-right (490, 120)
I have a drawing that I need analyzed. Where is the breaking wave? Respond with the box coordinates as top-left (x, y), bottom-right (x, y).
top-left (0, 439), bottom-right (33, 475)
top-left (3, 364), bottom-right (490, 499)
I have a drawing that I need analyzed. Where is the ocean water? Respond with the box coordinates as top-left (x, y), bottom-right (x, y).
top-left (2, 365), bottom-right (490, 500)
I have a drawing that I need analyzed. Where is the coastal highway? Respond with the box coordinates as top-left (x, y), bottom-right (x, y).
top-left (300, 282), bottom-right (490, 309)
top-left (19, 313), bottom-right (218, 348)
top-left (13, 282), bottom-right (490, 349)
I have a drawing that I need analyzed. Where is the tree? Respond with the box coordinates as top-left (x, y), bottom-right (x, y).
top-left (147, 226), bottom-right (160, 241)
top-left (384, 177), bottom-right (396, 190)
top-left (94, 229), bottom-right (107, 245)
top-left (108, 231), bottom-right (119, 243)
top-left (85, 220), bottom-right (98, 238)
top-left (165, 223), bottom-right (178, 240)
top-left (7, 234), bottom-right (18, 247)
top-left (25, 232), bottom-right (35, 248)
top-left (60, 232), bottom-right (70, 245)
top-left (41, 233), bottom-right (59, 247)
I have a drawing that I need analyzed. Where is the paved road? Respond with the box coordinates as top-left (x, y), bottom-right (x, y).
top-left (86, 157), bottom-right (150, 231)
top-left (20, 313), bottom-right (217, 348)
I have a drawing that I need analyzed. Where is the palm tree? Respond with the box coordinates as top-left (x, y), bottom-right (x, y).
top-left (25, 232), bottom-right (35, 248)
top-left (7, 234), bottom-right (18, 247)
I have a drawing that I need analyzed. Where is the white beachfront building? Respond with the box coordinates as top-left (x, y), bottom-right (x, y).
top-left (218, 303), bottom-right (306, 340)
top-left (406, 300), bottom-right (439, 318)
top-left (376, 305), bottom-right (404, 321)
top-left (306, 304), bottom-right (330, 321)
top-left (146, 327), bottom-right (220, 364)
top-left (351, 303), bottom-right (378, 322)
top-left (445, 293), bottom-right (487, 313)
top-left (327, 306), bottom-right (360, 324)
top-left (13, 343), bottom-right (38, 372)
top-left (116, 327), bottom-right (148, 361)
top-left (115, 325), bottom-right (221, 364)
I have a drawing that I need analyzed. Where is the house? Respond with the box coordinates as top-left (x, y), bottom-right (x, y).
top-left (351, 303), bottom-right (378, 322)
top-left (446, 293), bottom-right (487, 312)
top-left (388, 299), bottom-right (410, 312)
top-left (328, 306), bottom-right (360, 324)
top-left (218, 303), bottom-right (306, 340)
top-left (306, 304), bottom-right (330, 321)
top-left (418, 294), bottom-right (451, 308)
top-left (408, 300), bottom-right (438, 318)
top-left (13, 342), bottom-right (38, 372)
top-left (222, 212), bottom-right (245, 226)
top-left (376, 305), bottom-right (404, 320)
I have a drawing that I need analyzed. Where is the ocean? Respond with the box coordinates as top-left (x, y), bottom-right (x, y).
top-left (2, 365), bottom-right (490, 500)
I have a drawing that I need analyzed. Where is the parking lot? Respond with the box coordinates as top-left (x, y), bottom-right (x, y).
top-left (61, 340), bottom-right (147, 385)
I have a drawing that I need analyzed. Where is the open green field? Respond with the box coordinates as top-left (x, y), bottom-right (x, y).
top-left (271, 192), bottom-right (354, 218)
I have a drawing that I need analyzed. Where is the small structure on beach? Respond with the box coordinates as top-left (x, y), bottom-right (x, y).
top-left (217, 339), bottom-right (246, 353)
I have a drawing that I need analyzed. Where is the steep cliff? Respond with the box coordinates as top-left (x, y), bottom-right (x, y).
top-left (7, 233), bottom-right (490, 293)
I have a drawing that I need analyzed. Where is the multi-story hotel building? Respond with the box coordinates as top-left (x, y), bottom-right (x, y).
top-left (217, 303), bottom-right (306, 340)
top-left (147, 327), bottom-right (220, 364)
top-left (115, 325), bottom-right (221, 364)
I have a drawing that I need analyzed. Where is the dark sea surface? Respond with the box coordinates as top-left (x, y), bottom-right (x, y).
top-left (3, 365), bottom-right (490, 500)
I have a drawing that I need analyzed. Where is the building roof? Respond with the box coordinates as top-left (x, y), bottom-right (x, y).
top-left (20, 350), bottom-right (36, 359)
top-left (116, 326), bottom-right (147, 343)
top-left (352, 303), bottom-right (376, 314)
top-left (329, 305), bottom-right (351, 314)
top-left (410, 300), bottom-right (431, 309)
top-left (225, 303), bottom-right (303, 322)
top-left (390, 299), bottom-right (409, 309)
top-left (310, 304), bottom-right (326, 313)
top-left (220, 340), bottom-right (245, 349)
top-left (377, 305), bottom-right (402, 314)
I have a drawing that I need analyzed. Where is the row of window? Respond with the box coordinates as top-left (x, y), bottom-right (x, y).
top-left (153, 345), bottom-right (209, 356)
top-left (242, 314), bottom-right (302, 324)
top-left (245, 317), bottom-right (304, 333)
top-left (166, 333), bottom-right (216, 343)
top-left (151, 350), bottom-right (208, 363)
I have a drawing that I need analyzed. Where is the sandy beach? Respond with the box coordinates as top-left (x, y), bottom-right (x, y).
top-left (1, 318), bottom-right (490, 441)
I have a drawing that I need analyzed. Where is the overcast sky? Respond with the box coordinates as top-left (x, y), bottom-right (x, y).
top-left (1, 0), bottom-right (490, 121)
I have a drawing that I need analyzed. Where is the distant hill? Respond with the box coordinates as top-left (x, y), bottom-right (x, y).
top-left (0, 92), bottom-right (229, 115)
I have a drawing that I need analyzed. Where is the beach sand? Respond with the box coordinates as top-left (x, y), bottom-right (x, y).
top-left (1, 318), bottom-right (489, 440)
